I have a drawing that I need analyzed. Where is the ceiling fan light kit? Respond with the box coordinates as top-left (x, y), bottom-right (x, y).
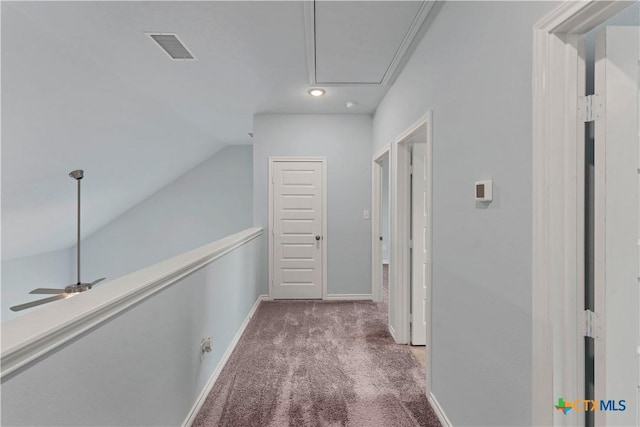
top-left (10, 170), bottom-right (106, 312)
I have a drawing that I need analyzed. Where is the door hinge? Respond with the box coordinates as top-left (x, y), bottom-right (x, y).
top-left (580, 309), bottom-right (602, 340)
top-left (579, 94), bottom-right (603, 123)
top-left (409, 165), bottom-right (413, 175)
top-left (409, 239), bottom-right (413, 249)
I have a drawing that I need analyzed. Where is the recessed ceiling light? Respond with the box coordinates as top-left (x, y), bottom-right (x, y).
top-left (308, 88), bottom-right (326, 97)
top-left (346, 101), bottom-right (358, 109)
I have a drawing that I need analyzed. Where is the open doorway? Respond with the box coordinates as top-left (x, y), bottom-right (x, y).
top-left (583, 6), bottom-right (639, 426)
top-left (372, 148), bottom-right (390, 306)
top-left (387, 111), bottom-right (433, 394)
top-left (380, 155), bottom-right (391, 308)
top-left (532, 2), bottom-right (639, 425)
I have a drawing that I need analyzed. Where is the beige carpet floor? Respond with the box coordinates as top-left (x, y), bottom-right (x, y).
top-left (194, 264), bottom-right (439, 426)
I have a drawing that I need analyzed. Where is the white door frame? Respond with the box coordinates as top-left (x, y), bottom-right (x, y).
top-left (532, 2), bottom-right (634, 425)
top-left (410, 141), bottom-right (429, 346)
top-left (372, 146), bottom-right (390, 303)
top-left (594, 26), bottom-right (640, 427)
top-left (268, 156), bottom-right (328, 300)
top-left (390, 111), bottom-right (433, 389)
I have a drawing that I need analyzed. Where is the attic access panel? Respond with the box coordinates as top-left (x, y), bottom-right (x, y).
top-left (311, 1), bottom-right (429, 85)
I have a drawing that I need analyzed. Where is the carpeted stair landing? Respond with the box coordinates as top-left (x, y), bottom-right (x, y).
top-left (193, 298), bottom-right (440, 426)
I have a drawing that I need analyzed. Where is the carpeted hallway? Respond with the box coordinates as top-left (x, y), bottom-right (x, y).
top-left (194, 266), bottom-right (440, 426)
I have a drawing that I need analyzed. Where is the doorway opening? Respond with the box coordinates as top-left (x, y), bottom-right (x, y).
top-left (583, 9), bottom-right (639, 427)
top-left (372, 148), bottom-right (391, 305)
top-left (387, 111), bottom-right (433, 394)
top-left (532, 2), bottom-right (639, 425)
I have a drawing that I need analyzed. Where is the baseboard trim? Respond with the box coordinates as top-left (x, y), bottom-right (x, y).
top-left (325, 293), bottom-right (373, 301)
top-left (428, 391), bottom-right (453, 427)
top-left (389, 324), bottom-right (398, 342)
top-left (182, 294), bottom-right (267, 427)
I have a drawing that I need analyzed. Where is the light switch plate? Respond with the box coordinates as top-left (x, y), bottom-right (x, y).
top-left (363, 210), bottom-right (370, 219)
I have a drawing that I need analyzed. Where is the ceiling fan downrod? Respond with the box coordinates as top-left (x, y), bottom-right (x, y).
top-left (67, 169), bottom-right (86, 293)
top-left (8, 170), bottom-right (106, 312)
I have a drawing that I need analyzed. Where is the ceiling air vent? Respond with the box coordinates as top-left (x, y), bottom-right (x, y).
top-left (147, 33), bottom-right (195, 60)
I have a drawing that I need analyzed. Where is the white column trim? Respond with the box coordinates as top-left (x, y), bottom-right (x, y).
top-left (531, 1), bottom-right (633, 424)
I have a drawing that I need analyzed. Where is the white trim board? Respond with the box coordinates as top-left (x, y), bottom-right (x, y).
top-left (428, 392), bottom-right (453, 427)
top-left (531, 1), bottom-right (636, 425)
top-left (268, 156), bottom-right (328, 300)
top-left (0, 228), bottom-right (263, 379)
top-left (325, 294), bottom-right (373, 301)
top-left (391, 111), bottom-right (434, 393)
top-left (182, 294), bottom-right (268, 427)
top-left (388, 324), bottom-right (398, 343)
top-left (390, 111), bottom-right (433, 347)
top-left (372, 145), bottom-right (390, 304)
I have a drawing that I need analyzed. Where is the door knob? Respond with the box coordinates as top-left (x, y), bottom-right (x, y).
top-left (315, 235), bottom-right (321, 241)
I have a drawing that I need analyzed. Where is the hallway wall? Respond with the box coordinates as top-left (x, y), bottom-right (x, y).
top-left (253, 114), bottom-right (372, 296)
top-left (373, 2), bottom-right (558, 426)
top-left (79, 145), bottom-right (253, 283)
top-left (2, 234), bottom-right (263, 426)
top-left (1, 145), bottom-right (253, 322)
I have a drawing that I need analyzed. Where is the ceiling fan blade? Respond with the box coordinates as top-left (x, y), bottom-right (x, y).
top-left (10, 294), bottom-right (68, 312)
top-left (29, 288), bottom-right (66, 295)
top-left (90, 277), bottom-right (106, 286)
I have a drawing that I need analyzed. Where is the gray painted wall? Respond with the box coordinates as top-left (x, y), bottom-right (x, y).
top-left (1, 235), bottom-right (263, 426)
top-left (2, 145), bottom-right (253, 322)
top-left (372, 2), bottom-right (557, 425)
top-left (253, 114), bottom-right (372, 296)
top-left (1, 248), bottom-right (73, 321)
top-left (80, 145), bottom-right (253, 283)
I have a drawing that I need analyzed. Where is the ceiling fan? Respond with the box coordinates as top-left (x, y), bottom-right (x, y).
top-left (10, 170), bottom-right (106, 312)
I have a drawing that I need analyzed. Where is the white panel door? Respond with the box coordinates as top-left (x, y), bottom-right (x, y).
top-left (594, 26), bottom-right (639, 427)
top-left (411, 143), bottom-right (428, 345)
top-left (271, 160), bottom-right (324, 299)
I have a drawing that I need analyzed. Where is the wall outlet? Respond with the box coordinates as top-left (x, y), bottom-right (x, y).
top-left (200, 336), bottom-right (213, 361)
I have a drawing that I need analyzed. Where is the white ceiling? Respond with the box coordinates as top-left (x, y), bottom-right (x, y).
top-left (315, 1), bottom-right (423, 83)
top-left (1, 1), bottom-right (427, 260)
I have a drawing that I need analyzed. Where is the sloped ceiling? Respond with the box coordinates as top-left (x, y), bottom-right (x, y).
top-left (1, 1), bottom-right (429, 260)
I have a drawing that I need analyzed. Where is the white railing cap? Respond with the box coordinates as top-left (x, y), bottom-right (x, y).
top-left (1, 227), bottom-right (262, 378)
